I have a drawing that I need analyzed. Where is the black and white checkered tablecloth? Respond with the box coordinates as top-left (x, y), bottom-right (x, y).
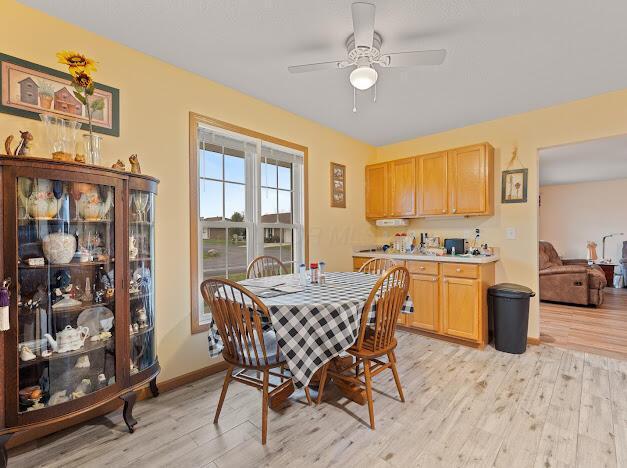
top-left (207, 271), bottom-right (413, 388)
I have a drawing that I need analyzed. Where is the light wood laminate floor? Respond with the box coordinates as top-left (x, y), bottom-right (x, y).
top-left (10, 331), bottom-right (627, 468)
top-left (541, 287), bottom-right (627, 360)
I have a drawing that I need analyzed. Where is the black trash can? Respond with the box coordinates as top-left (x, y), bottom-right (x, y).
top-left (488, 283), bottom-right (536, 354)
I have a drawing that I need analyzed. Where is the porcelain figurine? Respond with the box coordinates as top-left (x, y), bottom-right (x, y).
top-left (111, 159), bottom-right (126, 170)
top-left (75, 355), bottom-right (90, 368)
top-left (41, 349), bottom-right (52, 358)
top-left (48, 390), bottom-right (69, 406)
top-left (129, 154), bottom-right (141, 174)
top-left (132, 323), bottom-right (139, 334)
top-left (75, 379), bottom-right (91, 396)
top-left (129, 324), bottom-right (134, 335)
top-left (130, 359), bottom-right (139, 375)
top-left (136, 308), bottom-right (148, 328)
top-left (19, 345), bottom-right (37, 361)
top-left (44, 325), bottom-right (89, 353)
top-left (129, 235), bottom-right (138, 259)
top-left (4, 130), bottom-right (33, 156)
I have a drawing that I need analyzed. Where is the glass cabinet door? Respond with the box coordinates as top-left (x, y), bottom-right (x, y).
top-left (128, 190), bottom-right (156, 376)
top-left (17, 177), bottom-right (117, 413)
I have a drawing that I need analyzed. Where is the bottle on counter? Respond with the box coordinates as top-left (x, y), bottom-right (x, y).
top-left (310, 262), bottom-right (319, 284)
top-left (299, 263), bottom-right (307, 286)
top-left (319, 261), bottom-right (326, 284)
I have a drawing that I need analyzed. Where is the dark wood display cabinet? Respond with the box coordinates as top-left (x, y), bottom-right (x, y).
top-left (0, 156), bottom-right (159, 467)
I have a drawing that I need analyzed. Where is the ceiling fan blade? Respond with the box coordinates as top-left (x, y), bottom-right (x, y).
top-left (288, 60), bottom-right (346, 74)
top-left (351, 2), bottom-right (376, 49)
top-left (382, 49), bottom-right (447, 67)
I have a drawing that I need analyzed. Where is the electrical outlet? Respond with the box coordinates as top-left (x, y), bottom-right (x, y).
top-left (506, 227), bottom-right (517, 240)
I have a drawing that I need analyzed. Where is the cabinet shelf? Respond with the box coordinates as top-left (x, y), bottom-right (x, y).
top-left (129, 257), bottom-right (152, 263)
top-left (18, 218), bottom-right (113, 224)
top-left (20, 300), bottom-right (114, 315)
top-left (18, 337), bottom-right (113, 368)
top-left (19, 259), bottom-right (114, 270)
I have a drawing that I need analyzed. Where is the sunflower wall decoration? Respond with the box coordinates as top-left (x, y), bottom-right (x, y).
top-left (0, 52), bottom-right (119, 136)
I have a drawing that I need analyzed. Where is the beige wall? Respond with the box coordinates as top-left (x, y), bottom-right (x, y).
top-left (540, 179), bottom-right (627, 261)
top-left (0, 0), bottom-right (376, 381)
top-left (373, 93), bottom-right (627, 339)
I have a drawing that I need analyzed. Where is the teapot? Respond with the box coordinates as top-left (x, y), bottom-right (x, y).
top-left (18, 178), bottom-right (59, 219)
top-left (44, 325), bottom-right (89, 353)
top-left (73, 183), bottom-right (113, 221)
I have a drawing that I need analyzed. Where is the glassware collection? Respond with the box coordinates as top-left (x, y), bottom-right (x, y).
top-left (17, 177), bottom-right (118, 413)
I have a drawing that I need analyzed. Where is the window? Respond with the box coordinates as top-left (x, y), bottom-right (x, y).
top-left (189, 113), bottom-right (308, 332)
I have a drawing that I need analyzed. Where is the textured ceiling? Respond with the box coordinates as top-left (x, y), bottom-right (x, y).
top-left (540, 134), bottom-right (627, 186)
top-left (20, 0), bottom-right (627, 145)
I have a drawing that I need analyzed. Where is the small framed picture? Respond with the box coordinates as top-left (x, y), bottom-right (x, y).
top-left (501, 168), bottom-right (528, 203)
top-left (330, 162), bottom-right (346, 208)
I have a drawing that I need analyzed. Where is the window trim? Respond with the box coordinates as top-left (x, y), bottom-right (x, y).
top-left (189, 112), bottom-right (309, 334)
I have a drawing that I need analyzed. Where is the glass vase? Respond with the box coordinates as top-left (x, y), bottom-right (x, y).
top-left (83, 134), bottom-right (103, 166)
top-left (39, 114), bottom-right (82, 161)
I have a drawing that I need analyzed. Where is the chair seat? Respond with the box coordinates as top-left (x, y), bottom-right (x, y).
top-left (225, 330), bottom-right (284, 368)
top-left (348, 327), bottom-right (397, 358)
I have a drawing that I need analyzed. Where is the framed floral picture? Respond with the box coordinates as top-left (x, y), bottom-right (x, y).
top-left (330, 162), bottom-right (346, 208)
top-left (501, 168), bottom-right (528, 203)
top-left (0, 53), bottom-right (119, 136)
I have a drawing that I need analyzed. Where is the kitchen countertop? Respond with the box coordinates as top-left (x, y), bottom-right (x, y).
top-left (353, 250), bottom-right (500, 264)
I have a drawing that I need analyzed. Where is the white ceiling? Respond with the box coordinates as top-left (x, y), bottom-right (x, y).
top-left (20, 0), bottom-right (627, 146)
top-left (540, 134), bottom-right (627, 186)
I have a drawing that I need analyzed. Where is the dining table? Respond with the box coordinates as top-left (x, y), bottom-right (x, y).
top-left (207, 271), bottom-right (414, 390)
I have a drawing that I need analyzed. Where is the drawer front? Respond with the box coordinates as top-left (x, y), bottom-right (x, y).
top-left (353, 256), bottom-right (370, 271)
top-left (406, 261), bottom-right (439, 276)
top-left (442, 263), bottom-right (479, 279)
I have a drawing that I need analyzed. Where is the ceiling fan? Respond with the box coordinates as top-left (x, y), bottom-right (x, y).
top-left (288, 2), bottom-right (447, 111)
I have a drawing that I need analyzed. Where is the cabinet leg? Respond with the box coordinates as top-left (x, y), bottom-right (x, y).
top-left (0, 433), bottom-right (11, 468)
top-left (149, 377), bottom-right (159, 397)
top-left (120, 391), bottom-right (138, 433)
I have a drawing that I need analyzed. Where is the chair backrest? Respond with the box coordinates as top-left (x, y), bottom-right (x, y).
top-left (247, 255), bottom-right (287, 279)
top-left (359, 257), bottom-right (397, 275)
top-left (355, 265), bottom-right (410, 352)
top-left (200, 277), bottom-right (276, 368)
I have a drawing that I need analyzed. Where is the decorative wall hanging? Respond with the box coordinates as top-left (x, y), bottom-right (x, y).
top-left (501, 147), bottom-right (528, 203)
top-left (0, 53), bottom-right (119, 137)
top-left (330, 162), bottom-right (346, 208)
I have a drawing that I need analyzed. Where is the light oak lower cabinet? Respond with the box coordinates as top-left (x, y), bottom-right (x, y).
top-left (406, 273), bottom-right (440, 331)
top-left (441, 277), bottom-right (480, 340)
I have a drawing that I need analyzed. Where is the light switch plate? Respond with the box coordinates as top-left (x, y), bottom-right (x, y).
top-left (506, 227), bottom-right (517, 240)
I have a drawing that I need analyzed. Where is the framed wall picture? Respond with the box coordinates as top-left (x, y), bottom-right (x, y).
top-left (330, 162), bottom-right (346, 208)
top-left (0, 53), bottom-right (120, 136)
top-left (501, 168), bottom-right (528, 203)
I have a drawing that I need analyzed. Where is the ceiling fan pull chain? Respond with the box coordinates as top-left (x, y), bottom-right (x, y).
top-left (373, 83), bottom-right (377, 103)
top-left (353, 87), bottom-right (357, 113)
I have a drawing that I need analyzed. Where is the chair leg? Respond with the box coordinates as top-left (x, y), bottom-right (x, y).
top-left (316, 362), bottom-right (330, 405)
top-left (261, 369), bottom-right (270, 445)
top-left (388, 351), bottom-right (405, 403)
top-left (214, 365), bottom-right (233, 423)
top-left (355, 359), bottom-right (360, 377)
top-left (363, 359), bottom-right (375, 430)
top-left (304, 386), bottom-right (312, 405)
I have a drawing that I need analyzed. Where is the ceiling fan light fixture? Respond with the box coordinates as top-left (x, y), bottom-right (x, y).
top-left (349, 66), bottom-right (378, 90)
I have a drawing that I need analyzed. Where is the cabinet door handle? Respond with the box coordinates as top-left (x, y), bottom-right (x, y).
top-left (432, 278), bottom-right (438, 282)
top-left (456, 268), bottom-right (462, 272)
top-left (452, 208), bottom-right (457, 213)
top-left (442, 209), bottom-right (446, 213)
top-left (419, 266), bottom-right (425, 270)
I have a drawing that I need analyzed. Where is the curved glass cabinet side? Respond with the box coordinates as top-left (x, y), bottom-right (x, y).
top-left (128, 189), bottom-right (156, 376)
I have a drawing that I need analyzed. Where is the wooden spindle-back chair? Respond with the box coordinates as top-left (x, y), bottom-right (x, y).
top-left (246, 255), bottom-right (288, 279)
top-left (200, 277), bottom-right (310, 444)
top-left (358, 257), bottom-right (397, 275)
top-left (316, 265), bottom-right (410, 429)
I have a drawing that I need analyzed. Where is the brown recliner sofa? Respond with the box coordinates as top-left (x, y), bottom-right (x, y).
top-left (539, 241), bottom-right (607, 306)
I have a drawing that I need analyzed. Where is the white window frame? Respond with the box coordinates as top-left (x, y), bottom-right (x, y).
top-left (191, 118), bottom-right (306, 331)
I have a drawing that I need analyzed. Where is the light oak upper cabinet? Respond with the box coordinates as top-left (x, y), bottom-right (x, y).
top-left (388, 157), bottom-right (416, 217)
top-left (448, 144), bottom-right (493, 216)
top-left (365, 163), bottom-right (388, 218)
top-left (418, 151), bottom-right (448, 216)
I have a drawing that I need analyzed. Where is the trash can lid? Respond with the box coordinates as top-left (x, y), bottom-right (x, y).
top-left (488, 283), bottom-right (536, 298)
